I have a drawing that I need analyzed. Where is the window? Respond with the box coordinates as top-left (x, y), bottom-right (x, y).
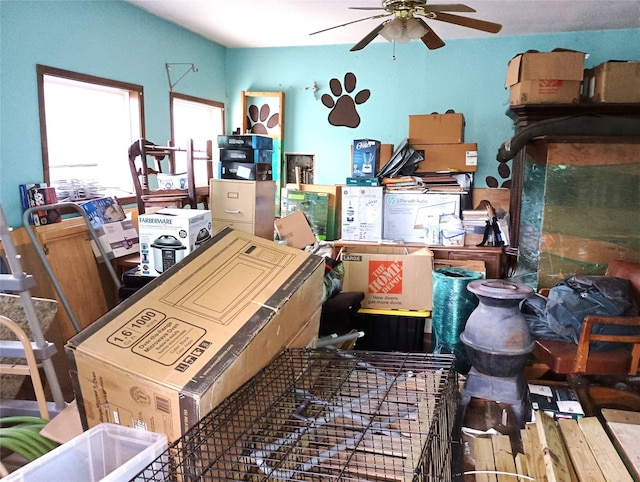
top-left (170, 93), bottom-right (224, 186)
top-left (37, 65), bottom-right (143, 201)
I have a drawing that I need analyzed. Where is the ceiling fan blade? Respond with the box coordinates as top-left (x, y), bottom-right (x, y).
top-left (310, 13), bottom-right (390, 36)
top-left (422, 4), bottom-right (476, 13)
top-left (431, 11), bottom-right (502, 33)
top-left (416, 18), bottom-right (445, 50)
top-left (350, 21), bottom-right (388, 51)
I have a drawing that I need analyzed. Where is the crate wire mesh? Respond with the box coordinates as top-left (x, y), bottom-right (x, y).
top-left (132, 348), bottom-right (459, 481)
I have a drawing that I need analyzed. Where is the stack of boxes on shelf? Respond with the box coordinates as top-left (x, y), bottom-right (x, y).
top-left (505, 48), bottom-right (640, 105)
top-left (218, 134), bottom-right (273, 181)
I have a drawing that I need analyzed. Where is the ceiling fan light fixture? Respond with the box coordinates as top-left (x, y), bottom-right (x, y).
top-left (379, 17), bottom-right (427, 44)
top-left (379, 18), bottom-right (404, 41)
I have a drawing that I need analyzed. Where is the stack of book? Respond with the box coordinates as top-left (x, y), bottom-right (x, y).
top-left (381, 176), bottom-right (425, 191)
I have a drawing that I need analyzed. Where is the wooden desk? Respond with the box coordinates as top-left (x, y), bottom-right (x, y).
top-left (332, 241), bottom-right (505, 279)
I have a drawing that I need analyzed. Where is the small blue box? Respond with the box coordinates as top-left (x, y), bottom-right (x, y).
top-left (217, 135), bottom-right (273, 150)
top-left (352, 139), bottom-right (381, 178)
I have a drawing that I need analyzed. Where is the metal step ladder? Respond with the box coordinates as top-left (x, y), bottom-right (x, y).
top-left (0, 203), bottom-right (66, 418)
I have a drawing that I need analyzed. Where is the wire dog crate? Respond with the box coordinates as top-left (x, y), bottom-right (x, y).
top-left (132, 348), bottom-right (460, 481)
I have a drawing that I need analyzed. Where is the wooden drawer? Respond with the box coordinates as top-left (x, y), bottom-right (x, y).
top-left (210, 180), bottom-right (256, 223)
top-left (212, 219), bottom-right (254, 235)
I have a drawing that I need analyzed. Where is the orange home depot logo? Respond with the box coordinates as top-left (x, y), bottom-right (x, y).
top-left (368, 260), bottom-right (403, 294)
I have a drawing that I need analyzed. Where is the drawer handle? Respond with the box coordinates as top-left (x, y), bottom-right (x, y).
top-left (224, 209), bottom-right (241, 214)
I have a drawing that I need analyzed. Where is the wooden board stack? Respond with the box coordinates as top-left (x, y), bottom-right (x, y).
top-left (472, 410), bottom-right (634, 481)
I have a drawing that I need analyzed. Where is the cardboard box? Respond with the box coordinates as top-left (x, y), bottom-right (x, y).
top-left (505, 50), bottom-right (585, 105)
top-left (529, 384), bottom-right (585, 420)
top-left (409, 113), bottom-right (465, 145)
top-left (284, 184), bottom-right (342, 241)
top-left (413, 143), bottom-right (478, 173)
top-left (80, 197), bottom-right (126, 228)
top-left (351, 139), bottom-right (381, 178)
top-left (156, 172), bottom-right (188, 190)
top-left (379, 144), bottom-right (394, 171)
top-left (217, 134), bottom-right (273, 150)
top-left (341, 245), bottom-right (433, 310)
top-left (281, 189), bottom-right (331, 241)
top-left (219, 148), bottom-right (273, 163)
top-left (66, 228), bottom-right (325, 442)
top-left (221, 161), bottom-right (272, 181)
top-left (383, 191), bottom-right (462, 243)
top-left (19, 183), bottom-right (62, 226)
top-left (91, 216), bottom-right (139, 261)
top-left (274, 209), bottom-right (317, 249)
top-left (138, 208), bottom-right (212, 277)
top-left (584, 61), bottom-right (640, 103)
top-left (341, 186), bottom-right (384, 242)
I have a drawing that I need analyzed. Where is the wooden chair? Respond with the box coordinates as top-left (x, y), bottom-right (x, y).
top-left (128, 138), bottom-right (213, 215)
top-left (533, 259), bottom-right (640, 377)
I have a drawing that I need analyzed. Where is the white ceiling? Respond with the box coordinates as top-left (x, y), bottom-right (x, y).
top-left (126, 0), bottom-right (640, 49)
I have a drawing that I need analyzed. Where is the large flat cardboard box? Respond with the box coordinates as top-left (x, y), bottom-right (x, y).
top-left (341, 245), bottom-right (433, 310)
top-left (66, 228), bottom-right (325, 442)
top-left (341, 186), bottom-right (384, 242)
top-left (584, 61), bottom-right (640, 103)
top-left (409, 113), bottom-right (465, 145)
top-left (413, 143), bottom-right (478, 173)
top-left (383, 191), bottom-right (462, 243)
top-left (505, 50), bottom-right (585, 105)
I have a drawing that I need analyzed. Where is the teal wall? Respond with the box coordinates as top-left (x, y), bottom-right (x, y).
top-left (1, 0), bottom-right (639, 228)
top-left (0, 0), bottom-right (226, 227)
top-left (226, 30), bottom-right (640, 186)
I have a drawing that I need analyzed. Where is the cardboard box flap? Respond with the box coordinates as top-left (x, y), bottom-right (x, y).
top-left (506, 49), bottom-right (586, 87)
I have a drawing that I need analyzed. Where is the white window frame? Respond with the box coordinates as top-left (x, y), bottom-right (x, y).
top-left (170, 92), bottom-right (224, 186)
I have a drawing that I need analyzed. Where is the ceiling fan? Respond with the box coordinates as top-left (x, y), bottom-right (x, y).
top-left (310, 0), bottom-right (502, 51)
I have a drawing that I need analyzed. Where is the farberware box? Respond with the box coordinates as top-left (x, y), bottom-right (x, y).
top-left (137, 208), bottom-right (212, 277)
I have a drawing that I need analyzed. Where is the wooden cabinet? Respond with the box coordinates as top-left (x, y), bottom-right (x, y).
top-left (209, 179), bottom-right (275, 240)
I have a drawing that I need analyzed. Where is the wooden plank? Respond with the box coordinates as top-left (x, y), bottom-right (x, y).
top-left (578, 416), bottom-right (634, 482)
top-left (492, 434), bottom-right (517, 482)
top-left (557, 418), bottom-right (606, 482)
top-left (523, 423), bottom-right (546, 482)
top-left (601, 408), bottom-right (640, 425)
top-left (474, 436), bottom-right (497, 482)
top-left (605, 422), bottom-right (640, 481)
top-left (535, 410), bottom-right (573, 482)
top-left (514, 453), bottom-right (530, 482)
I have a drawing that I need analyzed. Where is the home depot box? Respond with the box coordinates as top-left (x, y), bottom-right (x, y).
top-left (505, 50), bottom-right (585, 105)
top-left (383, 191), bottom-right (462, 243)
top-left (341, 186), bottom-right (384, 242)
top-left (584, 61), bottom-right (640, 103)
top-left (413, 143), bottom-right (478, 173)
top-left (65, 227), bottom-right (325, 443)
top-left (138, 208), bottom-right (212, 277)
top-left (284, 183), bottom-right (342, 240)
top-left (409, 113), bottom-right (465, 145)
top-left (341, 245), bottom-right (433, 310)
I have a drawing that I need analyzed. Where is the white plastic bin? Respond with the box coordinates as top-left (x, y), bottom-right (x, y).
top-left (3, 423), bottom-right (168, 482)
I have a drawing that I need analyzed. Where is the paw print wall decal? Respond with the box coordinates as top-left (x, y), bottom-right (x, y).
top-left (246, 103), bottom-right (280, 134)
top-left (322, 72), bottom-right (370, 128)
